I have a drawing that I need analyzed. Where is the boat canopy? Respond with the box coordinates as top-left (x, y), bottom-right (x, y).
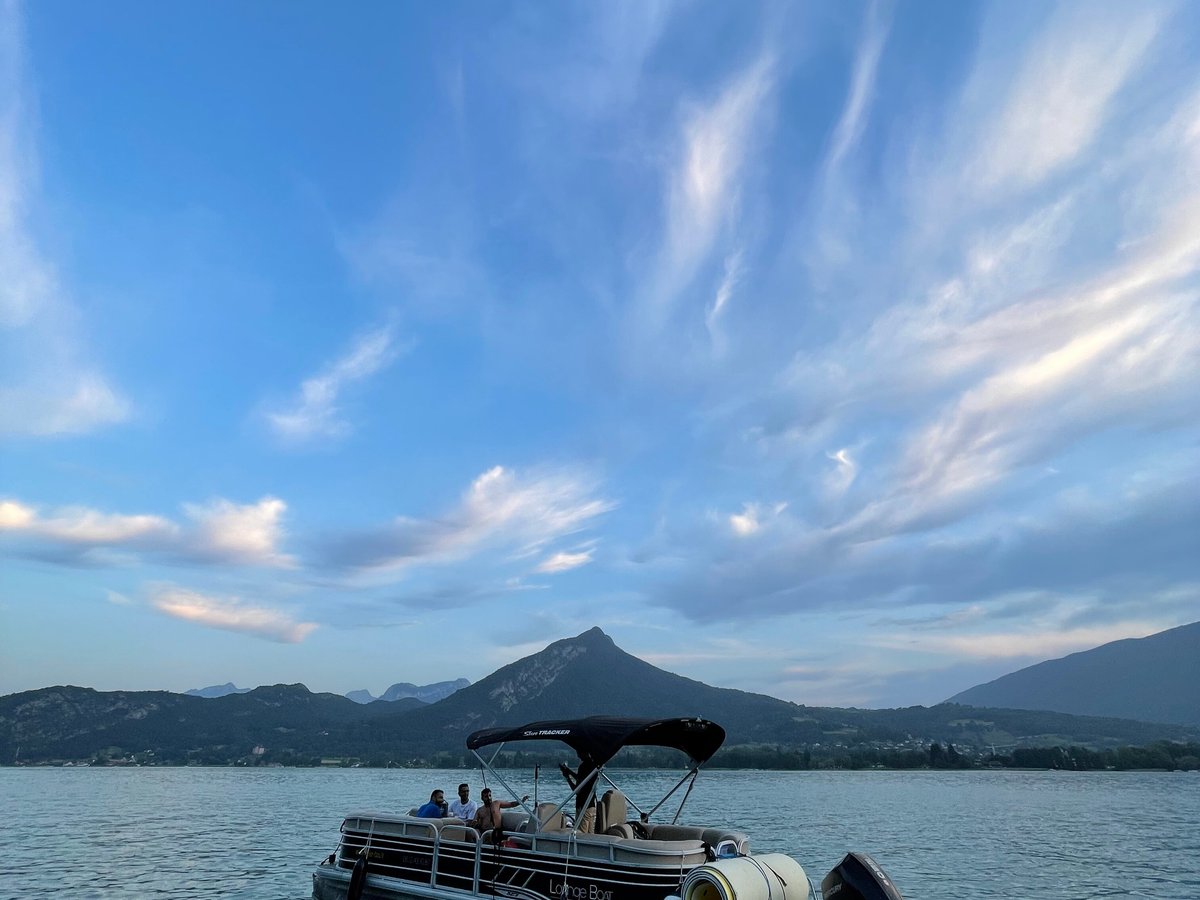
top-left (465, 716), bottom-right (725, 768)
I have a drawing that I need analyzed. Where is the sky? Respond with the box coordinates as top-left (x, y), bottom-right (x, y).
top-left (1, 0), bottom-right (1198, 709)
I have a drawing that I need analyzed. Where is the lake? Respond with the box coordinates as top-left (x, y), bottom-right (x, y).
top-left (2, 767), bottom-right (1197, 899)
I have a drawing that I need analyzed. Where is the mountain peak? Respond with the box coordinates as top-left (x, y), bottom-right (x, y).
top-left (565, 626), bottom-right (614, 647)
top-left (184, 682), bottom-right (250, 699)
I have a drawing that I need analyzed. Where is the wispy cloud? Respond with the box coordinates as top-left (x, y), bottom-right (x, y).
top-left (806, 4), bottom-right (889, 277)
top-left (150, 585), bottom-right (316, 643)
top-left (648, 448), bottom-right (1199, 625)
top-left (315, 465), bottom-right (614, 575)
top-left (824, 448), bottom-right (858, 497)
top-left (0, 498), bottom-right (176, 544)
top-left (643, 54), bottom-right (774, 327)
top-left (265, 322), bottom-right (405, 443)
top-left (972, 3), bottom-right (1162, 193)
top-left (881, 621), bottom-right (1164, 661)
top-left (0, 495), bottom-right (293, 568)
top-left (705, 248), bottom-right (744, 355)
top-left (0, 3), bottom-right (130, 438)
top-left (535, 547), bottom-right (595, 574)
top-left (825, 3), bottom-right (889, 176)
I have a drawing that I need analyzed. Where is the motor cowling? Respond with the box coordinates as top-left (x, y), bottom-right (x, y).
top-left (820, 853), bottom-right (903, 900)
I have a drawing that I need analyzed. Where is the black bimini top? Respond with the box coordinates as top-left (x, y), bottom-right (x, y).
top-left (466, 716), bottom-right (725, 768)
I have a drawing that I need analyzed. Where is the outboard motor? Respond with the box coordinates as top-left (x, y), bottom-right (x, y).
top-left (820, 852), bottom-right (903, 900)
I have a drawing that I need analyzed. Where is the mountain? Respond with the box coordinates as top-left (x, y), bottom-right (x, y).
top-left (946, 621), bottom-right (1200, 727)
top-left (0, 683), bottom-right (427, 764)
top-left (392, 627), bottom-right (810, 749)
top-left (375, 628), bottom-right (1198, 756)
top-left (185, 682), bottom-right (251, 698)
top-left (2, 628), bottom-right (1196, 765)
top-left (344, 679), bottom-right (469, 704)
top-left (379, 678), bottom-right (471, 703)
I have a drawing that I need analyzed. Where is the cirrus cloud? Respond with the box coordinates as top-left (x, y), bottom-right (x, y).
top-left (314, 465), bottom-right (615, 575)
top-left (150, 585), bottom-right (316, 643)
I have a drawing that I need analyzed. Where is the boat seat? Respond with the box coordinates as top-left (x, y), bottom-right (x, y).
top-left (500, 810), bottom-right (527, 831)
top-left (647, 823), bottom-right (706, 841)
top-left (440, 824), bottom-right (474, 842)
top-left (646, 824), bottom-right (751, 854)
top-left (612, 837), bottom-right (708, 866)
top-left (597, 789), bottom-right (627, 834)
top-left (605, 823), bottom-right (636, 839)
top-left (521, 802), bottom-right (567, 833)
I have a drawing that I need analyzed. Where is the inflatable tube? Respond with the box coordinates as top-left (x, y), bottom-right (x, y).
top-left (682, 854), bottom-right (809, 900)
top-left (347, 853), bottom-right (369, 900)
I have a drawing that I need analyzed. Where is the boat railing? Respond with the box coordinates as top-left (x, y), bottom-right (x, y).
top-left (339, 816), bottom-right (487, 893)
top-left (334, 813), bottom-right (741, 900)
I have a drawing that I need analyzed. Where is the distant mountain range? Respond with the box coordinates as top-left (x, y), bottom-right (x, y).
top-left (191, 679), bottom-right (470, 705)
top-left (2, 627), bottom-right (1195, 766)
top-left (947, 621), bottom-right (1200, 727)
top-left (185, 682), bottom-right (251, 699)
top-left (372, 679), bottom-right (471, 704)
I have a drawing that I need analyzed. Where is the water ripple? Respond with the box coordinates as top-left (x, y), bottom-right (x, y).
top-left (2, 768), bottom-right (1196, 899)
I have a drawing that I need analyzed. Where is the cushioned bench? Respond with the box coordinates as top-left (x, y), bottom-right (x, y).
top-left (647, 824), bottom-right (750, 853)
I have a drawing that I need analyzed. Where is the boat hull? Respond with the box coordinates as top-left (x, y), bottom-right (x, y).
top-left (313, 813), bottom-right (725, 900)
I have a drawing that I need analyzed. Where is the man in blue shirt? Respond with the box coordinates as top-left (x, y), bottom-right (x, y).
top-left (416, 789), bottom-right (448, 818)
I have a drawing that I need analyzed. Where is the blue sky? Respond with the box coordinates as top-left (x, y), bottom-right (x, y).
top-left (2, 0), bottom-right (1198, 708)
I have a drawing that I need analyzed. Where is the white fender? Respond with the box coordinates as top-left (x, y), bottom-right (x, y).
top-left (682, 854), bottom-right (810, 900)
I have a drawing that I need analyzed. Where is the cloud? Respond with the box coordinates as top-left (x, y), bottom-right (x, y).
top-left (972, 4), bottom-right (1162, 193)
top-left (643, 54), bottom-right (774, 326)
top-left (705, 248), bottom-right (744, 354)
top-left (825, 3), bottom-right (889, 176)
top-left (150, 585), bottom-right (316, 643)
top-left (649, 460), bottom-right (1199, 624)
top-left (265, 323), bottom-right (405, 442)
top-left (891, 621), bottom-right (1165, 661)
top-left (104, 589), bottom-right (133, 606)
top-left (314, 465), bottom-right (614, 574)
top-left (728, 504), bottom-right (761, 537)
top-left (0, 498), bottom-right (176, 544)
top-left (184, 497), bottom-right (294, 567)
top-left (535, 547), bottom-right (595, 574)
top-left (727, 501), bottom-right (786, 538)
top-left (805, 5), bottom-right (889, 277)
top-left (0, 495), bottom-right (293, 568)
top-left (824, 448), bottom-right (857, 497)
top-left (837, 209), bottom-right (1200, 541)
top-left (0, 4), bottom-right (130, 438)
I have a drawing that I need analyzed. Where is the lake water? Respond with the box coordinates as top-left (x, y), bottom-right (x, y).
top-left (2, 767), bottom-right (1197, 899)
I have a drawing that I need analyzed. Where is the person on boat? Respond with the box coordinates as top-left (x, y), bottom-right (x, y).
top-left (416, 789), bottom-right (449, 818)
top-left (558, 759), bottom-right (598, 833)
top-left (449, 783), bottom-right (478, 821)
top-left (468, 787), bottom-right (529, 834)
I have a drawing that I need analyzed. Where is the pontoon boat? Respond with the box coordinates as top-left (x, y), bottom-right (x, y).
top-left (311, 717), bottom-right (902, 900)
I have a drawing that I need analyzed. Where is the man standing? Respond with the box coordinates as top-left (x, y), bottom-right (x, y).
top-left (416, 789), bottom-right (448, 818)
top-left (449, 783), bottom-right (478, 821)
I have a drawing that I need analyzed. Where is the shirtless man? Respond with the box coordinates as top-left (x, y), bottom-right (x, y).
top-left (469, 787), bottom-right (530, 834)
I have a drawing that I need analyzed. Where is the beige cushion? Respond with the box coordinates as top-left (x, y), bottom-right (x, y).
top-left (599, 790), bottom-right (627, 832)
